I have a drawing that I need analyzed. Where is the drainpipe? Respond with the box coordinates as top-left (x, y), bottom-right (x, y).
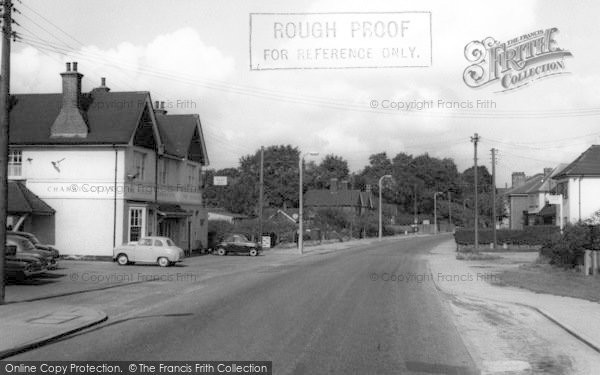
top-left (113, 145), bottom-right (117, 248)
top-left (578, 176), bottom-right (582, 222)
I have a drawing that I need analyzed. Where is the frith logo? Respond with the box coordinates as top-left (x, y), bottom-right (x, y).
top-left (463, 28), bottom-right (572, 92)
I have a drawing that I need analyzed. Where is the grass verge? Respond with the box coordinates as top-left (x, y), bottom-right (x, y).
top-left (491, 262), bottom-right (600, 303)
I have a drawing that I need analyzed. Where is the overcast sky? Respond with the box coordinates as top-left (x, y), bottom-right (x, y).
top-left (10, 0), bottom-right (600, 187)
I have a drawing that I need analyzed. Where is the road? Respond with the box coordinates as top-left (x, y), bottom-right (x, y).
top-left (8, 235), bottom-right (478, 374)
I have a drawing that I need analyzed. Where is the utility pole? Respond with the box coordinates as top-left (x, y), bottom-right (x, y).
top-left (413, 183), bottom-right (417, 225)
top-left (471, 133), bottom-right (480, 252)
top-left (448, 191), bottom-right (452, 227)
top-left (0, 0), bottom-right (13, 304)
top-left (491, 148), bottom-right (497, 249)
top-left (258, 146), bottom-right (264, 243)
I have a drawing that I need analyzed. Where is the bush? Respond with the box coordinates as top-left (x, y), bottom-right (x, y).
top-left (539, 224), bottom-right (593, 268)
top-left (454, 226), bottom-right (560, 246)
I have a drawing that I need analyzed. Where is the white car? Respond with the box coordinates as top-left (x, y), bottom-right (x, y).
top-left (113, 236), bottom-right (185, 267)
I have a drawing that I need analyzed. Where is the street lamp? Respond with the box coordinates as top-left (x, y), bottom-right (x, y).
top-left (433, 191), bottom-right (442, 235)
top-left (378, 174), bottom-right (393, 241)
top-left (298, 151), bottom-right (319, 254)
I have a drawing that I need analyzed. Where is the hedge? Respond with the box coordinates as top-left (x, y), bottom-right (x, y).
top-left (454, 226), bottom-right (560, 246)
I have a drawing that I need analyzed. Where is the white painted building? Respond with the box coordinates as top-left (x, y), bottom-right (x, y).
top-left (8, 62), bottom-right (209, 259)
top-left (553, 145), bottom-right (600, 224)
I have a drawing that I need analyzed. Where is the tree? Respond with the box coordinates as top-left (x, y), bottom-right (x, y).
top-left (238, 145), bottom-right (300, 213)
top-left (306, 154), bottom-right (350, 189)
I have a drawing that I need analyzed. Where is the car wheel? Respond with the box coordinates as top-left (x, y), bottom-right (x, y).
top-left (157, 257), bottom-right (170, 267)
top-left (249, 248), bottom-right (258, 257)
top-left (117, 254), bottom-right (129, 266)
top-left (217, 248), bottom-right (226, 256)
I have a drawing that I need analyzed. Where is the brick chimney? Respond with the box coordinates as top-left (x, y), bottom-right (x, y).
top-left (329, 178), bottom-right (338, 192)
top-left (92, 77), bottom-right (110, 93)
top-left (154, 101), bottom-right (167, 115)
top-left (543, 167), bottom-right (553, 176)
top-left (511, 172), bottom-right (526, 188)
top-left (50, 62), bottom-right (88, 138)
top-left (339, 179), bottom-right (349, 190)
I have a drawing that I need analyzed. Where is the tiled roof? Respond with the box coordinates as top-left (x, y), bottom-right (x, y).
top-left (504, 174), bottom-right (545, 195)
top-left (553, 145), bottom-right (600, 178)
top-left (305, 189), bottom-right (367, 208)
top-left (156, 113), bottom-right (208, 164)
top-left (8, 181), bottom-right (55, 215)
top-left (9, 91), bottom-right (149, 145)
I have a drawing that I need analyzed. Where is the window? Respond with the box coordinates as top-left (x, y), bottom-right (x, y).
top-left (8, 150), bottom-right (22, 178)
top-left (557, 182), bottom-right (568, 199)
top-left (129, 207), bottom-right (145, 242)
top-left (138, 238), bottom-right (152, 246)
top-left (133, 151), bottom-right (146, 180)
top-left (158, 158), bottom-right (167, 185)
top-left (154, 240), bottom-right (163, 247)
top-left (186, 164), bottom-right (196, 187)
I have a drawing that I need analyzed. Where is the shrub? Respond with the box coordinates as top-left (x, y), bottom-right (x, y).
top-left (539, 224), bottom-right (590, 268)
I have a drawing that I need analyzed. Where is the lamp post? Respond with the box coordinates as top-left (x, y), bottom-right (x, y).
top-left (433, 191), bottom-right (442, 235)
top-left (378, 174), bottom-right (393, 240)
top-left (298, 151), bottom-right (319, 254)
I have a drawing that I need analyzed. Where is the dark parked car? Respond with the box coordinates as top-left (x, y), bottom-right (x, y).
top-left (6, 236), bottom-right (52, 270)
top-left (11, 231), bottom-right (60, 258)
top-left (3, 244), bottom-right (47, 281)
top-left (214, 234), bottom-right (261, 256)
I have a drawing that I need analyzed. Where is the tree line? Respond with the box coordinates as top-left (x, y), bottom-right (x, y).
top-left (203, 145), bottom-right (504, 227)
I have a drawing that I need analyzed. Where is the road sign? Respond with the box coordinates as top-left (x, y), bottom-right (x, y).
top-left (213, 176), bottom-right (228, 186)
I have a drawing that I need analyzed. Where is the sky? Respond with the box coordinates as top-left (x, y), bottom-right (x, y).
top-left (9, 0), bottom-right (600, 187)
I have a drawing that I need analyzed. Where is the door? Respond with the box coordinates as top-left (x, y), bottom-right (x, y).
top-left (134, 238), bottom-right (154, 262)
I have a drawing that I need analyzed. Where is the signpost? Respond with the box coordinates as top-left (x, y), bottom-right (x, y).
top-left (213, 176), bottom-right (228, 186)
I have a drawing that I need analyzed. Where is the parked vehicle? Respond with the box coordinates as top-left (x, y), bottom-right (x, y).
top-left (3, 244), bottom-right (47, 281)
top-left (113, 236), bottom-right (185, 267)
top-left (214, 234), bottom-right (261, 256)
top-left (9, 231), bottom-right (59, 269)
top-left (11, 231), bottom-right (60, 258)
top-left (6, 236), bottom-right (51, 270)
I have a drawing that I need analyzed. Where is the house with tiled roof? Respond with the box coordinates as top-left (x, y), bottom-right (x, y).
top-left (304, 179), bottom-right (375, 217)
top-left (504, 167), bottom-right (560, 229)
top-left (8, 62), bottom-right (209, 259)
top-left (552, 145), bottom-right (600, 224)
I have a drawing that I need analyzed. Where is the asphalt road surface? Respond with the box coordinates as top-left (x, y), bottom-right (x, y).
top-left (9, 235), bottom-right (478, 374)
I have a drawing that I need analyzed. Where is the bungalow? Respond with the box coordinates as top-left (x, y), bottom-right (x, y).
top-left (552, 145), bottom-right (600, 224)
top-left (8, 62), bottom-right (210, 259)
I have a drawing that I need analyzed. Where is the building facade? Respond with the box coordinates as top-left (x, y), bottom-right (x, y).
top-left (8, 62), bottom-right (209, 259)
top-left (553, 145), bottom-right (600, 224)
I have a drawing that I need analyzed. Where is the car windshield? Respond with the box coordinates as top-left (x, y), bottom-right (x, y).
top-left (166, 239), bottom-right (175, 246)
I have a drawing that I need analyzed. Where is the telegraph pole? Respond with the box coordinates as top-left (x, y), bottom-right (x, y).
top-left (491, 148), bottom-right (497, 249)
top-left (0, 0), bottom-right (13, 304)
top-left (258, 146), bottom-right (264, 243)
top-left (448, 191), bottom-right (452, 227)
top-left (471, 133), bottom-right (480, 252)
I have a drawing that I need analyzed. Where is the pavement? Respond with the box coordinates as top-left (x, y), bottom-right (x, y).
top-left (427, 239), bottom-right (600, 354)
top-left (0, 301), bottom-right (107, 359)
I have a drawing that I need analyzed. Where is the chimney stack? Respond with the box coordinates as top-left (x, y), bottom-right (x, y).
top-left (92, 77), bottom-right (110, 93)
top-left (543, 167), bottom-right (553, 176)
top-left (51, 62), bottom-right (88, 138)
top-left (154, 100), bottom-right (167, 115)
top-left (340, 179), bottom-right (349, 190)
top-left (511, 172), bottom-right (526, 188)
